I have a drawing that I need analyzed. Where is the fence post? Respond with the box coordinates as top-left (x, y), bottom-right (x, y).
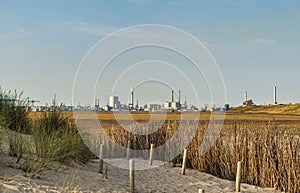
top-left (149, 144), bottom-right (154, 165)
top-left (98, 144), bottom-right (103, 174)
top-left (129, 159), bottom-right (135, 193)
top-left (181, 149), bottom-right (187, 175)
top-left (127, 140), bottom-right (131, 160)
top-left (236, 161), bottom-right (242, 192)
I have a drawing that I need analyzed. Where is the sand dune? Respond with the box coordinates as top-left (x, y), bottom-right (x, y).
top-left (0, 155), bottom-right (280, 193)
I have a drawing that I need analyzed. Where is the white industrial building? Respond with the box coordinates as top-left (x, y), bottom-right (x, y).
top-left (109, 96), bottom-right (120, 110)
top-left (163, 90), bottom-right (182, 111)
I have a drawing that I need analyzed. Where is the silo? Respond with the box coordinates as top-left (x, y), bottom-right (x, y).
top-left (109, 96), bottom-right (114, 108)
top-left (172, 90), bottom-right (174, 102)
top-left (274, 86), bottom-right (278, 104)
top-left (244, 92), bottom-right (248, 102)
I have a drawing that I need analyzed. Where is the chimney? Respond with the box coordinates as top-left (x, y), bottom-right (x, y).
top-left (244, 92), bottom-right (248, 102)
top-left (172, 90), bottom-right (174, 102)
top-left (130, 86), bottom-right (134, 108)
top-left (274, 86), bottom-right (278, 105)
top-left (178, 90), bottom-right (181, 104)
top-left (131, 91), bottom-right (134, 107)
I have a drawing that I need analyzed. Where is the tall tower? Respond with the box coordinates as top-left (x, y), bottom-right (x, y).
top-left (95, 98), bottom-right (100, 109)
top-left (171, 90), bottom-right (174, 102)
top-left (136, 99), bottom-right (139, 109)
top-left (178, 90), bottom-right (181, 104)
top-left (129, 86), bottom-right (134, 110)
top-left (274, 86), bottom-right (278, 105)
top-left (244, 92), bottom-right (248, 102)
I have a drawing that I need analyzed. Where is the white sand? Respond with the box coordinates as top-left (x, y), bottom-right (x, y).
top-left (0, 129), bottom-right (280, 192)
top-left (0, 155), bottom-right (280, 193)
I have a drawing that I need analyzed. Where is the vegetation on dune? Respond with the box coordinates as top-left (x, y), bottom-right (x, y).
top-left (1, 86), bottom-right (299, 192)
top-left (103, 120), bottom-right (299, 193)
top-left (229, 104), bottom-right (300, 115)
top-left (33, 109), bottom-right (93, 165)
top-left (189, 121), bottom-right (299, 193)
top-left (0, 87), bottom-right (93, 178)
top-left (0, 87), bottom-right (30, 134)
top-left (0, 114), bottom-right (4, 153)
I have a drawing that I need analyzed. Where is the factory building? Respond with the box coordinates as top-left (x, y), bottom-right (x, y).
top-left (242, 92), bottom-right (255, 107)
top-left (149, 104), bottom-right (161, 112)
top-left (129, 87), bottom-right (134, 110)
top-left (109, 95), bottom-right (120, 110)
top-left (163, 90), bottom-right (182, 111)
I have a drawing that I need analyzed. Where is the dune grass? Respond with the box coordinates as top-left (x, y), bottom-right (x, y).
top-left (229, 104), bottom-right (300, 115)
top-left (33, 109), bottom-right (93, 165)
top-left (1, 88), bottom-right (93, 178)
top-left (101, 120), bottom-right (299, 193)
top-left (1, 87), bottom-right (299, 192)
top-left (6, 108), bottom-right (94, 178)
top-left (0, 87), bottom-right (30, 134)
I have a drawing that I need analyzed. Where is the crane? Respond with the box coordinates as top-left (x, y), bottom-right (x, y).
top-left (26, 97), bottom-right (40, 107)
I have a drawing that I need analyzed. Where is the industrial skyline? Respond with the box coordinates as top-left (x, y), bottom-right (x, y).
top-left (23, 84), bottom-right (289, 113)
top-left (1, 1), bottom-right (300, 106)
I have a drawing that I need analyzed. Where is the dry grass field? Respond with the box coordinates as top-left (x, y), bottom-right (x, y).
top-left (29, 110), bottom-right (300, 121)
top-left (229, 103), bottom-right (300, 115)
top-left (27, 107), bottom-right (300, 192)
top-left (29, 110), bottom-right (300, 131)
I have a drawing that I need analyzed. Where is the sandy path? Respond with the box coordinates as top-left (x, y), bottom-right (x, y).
top-left (0, 155), bottom-right (280, 193)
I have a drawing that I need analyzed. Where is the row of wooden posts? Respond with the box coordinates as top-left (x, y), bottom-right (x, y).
top-left (98, 143), bottom-right (243, 193)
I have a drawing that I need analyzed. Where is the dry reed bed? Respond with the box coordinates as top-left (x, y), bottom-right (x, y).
top-left (100, 120), bottom-right (299, 193)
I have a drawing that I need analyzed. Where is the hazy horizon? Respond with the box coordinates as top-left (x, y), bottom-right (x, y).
top-left (1, 0), bottom-right (299, 107)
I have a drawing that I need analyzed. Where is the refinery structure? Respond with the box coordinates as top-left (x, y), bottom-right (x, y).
top-left (242, 85), bottom-right (279, 107)
top-left (101, 89), bottom-right (190, 112)
top-left (27, 87), bottom-right (220, 112)
top-left (25, 85), bottom-right (286, 113)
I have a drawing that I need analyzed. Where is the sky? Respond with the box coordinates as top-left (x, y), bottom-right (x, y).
top-left (0, 0), bottom-right (300, 107)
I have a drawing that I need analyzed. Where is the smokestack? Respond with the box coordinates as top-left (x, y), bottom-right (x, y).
top-left (131, 89), bottom-right (134, 107)
top-left (95, 98), bottom-right (99, 107)
top-left (244, 92), bottom-right (248, 102)
top-left (178, 90), bottom-right (181, 104)
top-left (172, 90), bottom-right (174, 102)
top-left (274, 86), bottom-right (278, 105)
top-left (130, 86), bottom-right (134, 108)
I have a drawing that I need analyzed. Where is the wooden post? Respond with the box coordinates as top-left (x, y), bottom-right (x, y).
top-left (129, 159), bottom-right (135, 193)
top-left (127, 140), bottom-right (131, 160)
top-left (198, 189), bottom-right (205, 193)
top-left (236, 161), bottom-right (242, 192)
top-left (103, 165), bottom-right (108, 179)
top-left (98, 144), bottom-right (103, 174)
top-left (181, 149), bottom-right (187, 175)
top-left (149, 144), bottom-right (154, 165)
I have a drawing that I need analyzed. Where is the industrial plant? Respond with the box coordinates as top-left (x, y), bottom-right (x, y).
top-left (242, 85), bottom-right (279, 107)
top-left (24, 85), bottom-right (290, 113)
top-left (99, 88), bottom-right (189, 112)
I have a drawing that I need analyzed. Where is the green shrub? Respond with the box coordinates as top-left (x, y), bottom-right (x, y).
top-left (0, 87), bottom-right (30, 134)
top-left (8, 131), bottom-right (31, 164)
top-left (0, 124), bottom-right (3, 153)
top-left (33, 109), bottom-right (93, 165)
top-left (5, 93), bottom-right (93, 177)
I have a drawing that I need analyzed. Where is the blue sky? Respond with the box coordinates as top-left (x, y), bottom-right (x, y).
top-left (0, 0), bottom-right (300, 107)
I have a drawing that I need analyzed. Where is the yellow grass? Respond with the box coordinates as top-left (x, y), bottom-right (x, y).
top-left (229, 103), bottom-right (300, 115)
top-left (29, 111), bottom-right (300, 121)
top-left (28, 109), bottom-right (300, 192)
